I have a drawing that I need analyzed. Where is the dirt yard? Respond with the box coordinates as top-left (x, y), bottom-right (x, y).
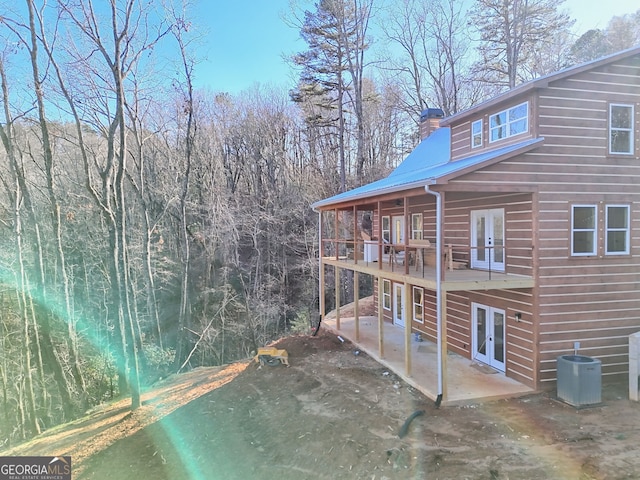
top-left (3, 329), bottom-right (640, 480)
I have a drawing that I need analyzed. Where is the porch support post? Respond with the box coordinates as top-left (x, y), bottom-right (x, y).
top-left (403, 196), bottom-right (409, 275)
top-left (335, 265), bottom-right (341, 331)
top-left (318, 211), bottom-right (325, 322)
top-left (377, 200), bottom-right (383, 270)
top-left (354, 271), bottom-right (360, 341)
top-left (378, 277), bottom-right (384, 358)
top-left (353, 205), bottom-right (358, 264)
top-left (334, 208), bottom-right (339, 260)
top-left (404, 283), bottom-right (412, 376)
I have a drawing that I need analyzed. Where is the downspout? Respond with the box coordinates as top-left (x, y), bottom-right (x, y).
top-left (424, 184), bottom-right (443, 406)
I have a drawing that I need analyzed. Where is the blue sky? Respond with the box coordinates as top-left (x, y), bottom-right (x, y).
top-left (192, 0), bottom-right (301, 93)
top-left (192, 0), bottom-right (640, 94)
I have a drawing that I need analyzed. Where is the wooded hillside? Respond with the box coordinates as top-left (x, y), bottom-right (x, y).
top-left (0, 0), bottom-right (638, 448)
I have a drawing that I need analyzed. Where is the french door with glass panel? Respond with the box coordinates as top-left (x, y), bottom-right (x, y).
top-left (472, 303), bottom-right (505, 372)
top-left (471, 209), bottom-right (505, 271)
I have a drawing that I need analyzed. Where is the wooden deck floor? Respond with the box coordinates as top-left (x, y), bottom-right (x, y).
top-left (321, 256), bottom-right (535, 291)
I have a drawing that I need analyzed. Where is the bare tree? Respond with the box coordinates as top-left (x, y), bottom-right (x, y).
top-left (382, 0), bottom-right (474, 117)
top-left (24, 0), bottom-right (87, 406)
top-left (166, 4), bottom-right (198, 371)
top-left (471, 0), bottom-right (574, 88)
top-left (570, 11), bottom-right (640, 64)
top-left (54, 0), bottom-right (170, 410)
top-left (0, 44), bottom-right (78, 424)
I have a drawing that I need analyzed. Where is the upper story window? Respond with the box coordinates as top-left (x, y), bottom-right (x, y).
top-left (606, 205), bottom-right (630, 255)
top-left (471, 119), bottom-right (483, 148)
top-left (489, 102), bottom-right (528, 142)
top-left (571, 205), bottom-right (597, 256)
top-left (571, 204), bottom-right (630, 257)
top-left (609, 104), bottom-right (634, 154)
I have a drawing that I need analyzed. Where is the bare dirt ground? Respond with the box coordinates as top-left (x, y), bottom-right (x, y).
top-left (3, 329), bottom-right (640, 480)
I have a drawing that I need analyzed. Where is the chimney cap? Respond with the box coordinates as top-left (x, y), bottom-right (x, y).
top-left (420, 108), bottom-right (445, 121)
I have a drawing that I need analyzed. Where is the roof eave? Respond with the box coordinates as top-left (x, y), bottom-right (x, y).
top-left (311, 179), bottom-right (434, 211)
top-left (442, 45), bottom-right (640, 126)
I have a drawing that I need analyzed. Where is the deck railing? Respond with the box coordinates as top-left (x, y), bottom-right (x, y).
top-left (320, 238), bottom-right (533, 281)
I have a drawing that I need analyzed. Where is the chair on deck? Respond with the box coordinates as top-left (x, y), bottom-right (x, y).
top-left (409, 239), bottom-right (431, 271)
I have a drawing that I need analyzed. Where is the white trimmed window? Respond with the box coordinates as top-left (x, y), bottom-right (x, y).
top-left (382, 279), bottom-right (391, 310)
top-left (571, 205), bottom-right (597, 256)
top-left (472, 119), bottom-right (483, 148)
top-left (411, 213), bottom-right (423, 240)
top-left (489, 102), bottom-right (528, 142)
top-left (381, 216), bottom-right (391, 244)
top-left (412, 286), bottom-right (424, 323)
top-left (606, 205), bottom-right (630, 255)
top-left (609, 104), bottom-right (634, 154)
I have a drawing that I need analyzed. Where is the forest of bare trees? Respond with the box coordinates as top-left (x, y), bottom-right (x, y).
top-left (0, 0), bottom-right (638, 447)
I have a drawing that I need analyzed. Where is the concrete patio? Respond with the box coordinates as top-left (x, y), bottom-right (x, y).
top-left (322, 314), bottom-right (534, 405)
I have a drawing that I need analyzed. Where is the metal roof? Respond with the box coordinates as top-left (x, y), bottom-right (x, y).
top-left (311, 127), bottom-right (543, 210)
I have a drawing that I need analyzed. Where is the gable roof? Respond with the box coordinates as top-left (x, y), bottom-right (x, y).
top-left (312, 46), bottom-right (640, 211)
top-left (311, 128), bottom-right (543, 210)
top-left (441, 44), bottom-right (640, 126)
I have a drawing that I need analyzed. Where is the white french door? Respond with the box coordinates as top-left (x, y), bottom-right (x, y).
top-left (472, 303), bottom-right (506, 372)
top-left (393, 283), bottom-right (405, 327)
top-left (471, 209), bottom-right (505, 271)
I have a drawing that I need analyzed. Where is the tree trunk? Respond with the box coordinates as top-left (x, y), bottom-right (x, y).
top-left (14, 184), bottom-right (41, 436)
top-left (26, 0), bottom-right (87, 407)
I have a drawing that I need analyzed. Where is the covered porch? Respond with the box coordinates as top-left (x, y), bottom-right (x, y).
top-left (321, 313), bottom-right (534, 405)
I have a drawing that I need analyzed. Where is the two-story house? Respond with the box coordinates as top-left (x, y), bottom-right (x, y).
top-left (312, 46), bottom-right (640, 399)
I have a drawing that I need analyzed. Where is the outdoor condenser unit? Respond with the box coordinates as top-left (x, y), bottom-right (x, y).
top-left (556, 355), bottom-right (602, 407)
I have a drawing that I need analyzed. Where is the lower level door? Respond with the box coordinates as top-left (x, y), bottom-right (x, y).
top-left (393, 283), bottom-right (405, 327)
top-left (472, 303), bottom-right (505, 372)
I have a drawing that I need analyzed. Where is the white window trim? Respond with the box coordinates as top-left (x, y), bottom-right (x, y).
top-left (472, 119), bottom-right (483, 148)
top-left (412, 286), bottom-right (424, 323)
top-left (411, 213), bottom-right (423, 240)
top-left (609, 103), bottom-right (634, 155)
top-left (381, 216), bottom-right (391, 244)
top-left (382, 279), bottom-right (391, 311)
top-left (489, 102), bottom-right (528, 143)
top-left (605, 204), bottom-right (630, 255)
top-left (571, 205), bottom-right (597, 256)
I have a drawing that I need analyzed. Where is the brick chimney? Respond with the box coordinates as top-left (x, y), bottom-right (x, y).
top-left (419, 108), bottom-right (445, 140)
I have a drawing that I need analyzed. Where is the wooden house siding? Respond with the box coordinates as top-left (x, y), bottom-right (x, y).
top-left (450, 93), bottom-right (536, 161)
top-left (451, 121), bottom-right (471, 159)
top-left (442, 54), bottom-right (640, 387)
top-left (362, 190), bottom-right (539, 382)
top-left (533, 59), bottom-right (640, 385)
top-left (316, 48), bottom-right (640, 396)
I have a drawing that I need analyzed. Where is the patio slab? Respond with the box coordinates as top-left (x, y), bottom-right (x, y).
top-left (322, 315), bottom-right (534, 405)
